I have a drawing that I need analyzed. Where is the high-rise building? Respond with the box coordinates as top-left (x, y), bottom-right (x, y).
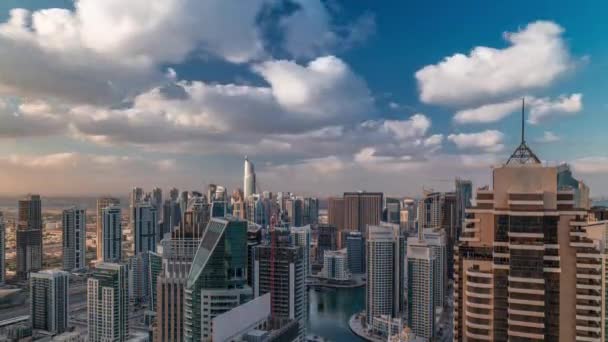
top-left (406, 235), bottom-right (436, 340)
top-left (285, 198), bottom-right (303, 227)
top-left (102, 204), bottom-right (122, 262)
top-left (346, 231), bottom-right (365, 274)
top-left (244, 156), bottom-right (256, 198)
top-left (184, 217), bottom-right (249, 341)
top-left (0, 212), bottom-right (5, 285)
top-left (133, 202), bottom-right (158, 255)
top-left (16, 194), bottom-right (43, 281)
top-left (557, 163), bottom-right (591, 209)
top-left (344, 192), bottom-right (383, 238)
top-left (365, 224), bottom-right (405, 327)
top-left (322, 249), bottom-right (351, 281)
top-left (247, 226), bottom-right (262, 288)
top-left (152, 187), bottom-right (163, 217)
top-left (328, 197), bottom-right (345, 247)
top-left (454, 178), bottom-right (472, 236)
top-left (454, 121), bottom-right (604, 341)
top-left (128, 251), bottom-right (162, 308)
top-left (303, 197), bottom-right (319, 225)
top-left (162, 199), bottom-right (181, 237)
top-left (62, 207), bottom-right (87, 271)
top-left (154, 220), bottom-right (203, 342)
top-left (385, 197), bottom-right (401, 225)
top-left (96, 197), bottom-right (120, 261)
top-left (231, 189), bottom-right (246, 219)
top-left (291, 225), bottom-right (311, 276)
top-left (88, 263), bottom-right (128, 342)
top-left (254, 230), bottom-right (308, 341)
top-left (316, 224), bottom-right (338, 264)
top-left (30, 270), bottom-right (69, 335)
top-left (423, 228), bottom-right (447, 314)
top-left (169, 188), bottom-right (179, 202)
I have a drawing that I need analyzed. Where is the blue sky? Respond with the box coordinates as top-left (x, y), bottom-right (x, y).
top-left (0, 0), bottom-right (606, 196)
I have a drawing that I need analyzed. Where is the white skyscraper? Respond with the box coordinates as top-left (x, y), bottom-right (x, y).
top-left (30, 270), bottom-right (70, 335)
top-left (62, 207), bottom-right (87, 271)
top-left (243, 156), bottom-right (256, 198)
top-left (0, 212), bottom-right (5, 285)
top-left (133, 202), bottom-right (158, 255)
top-left (291, 225), bottom-right (311, 276)
top-left (88, 263), bottom-right (128, 342)
top-left (406, 236), bottom-right (436, 340)
top-left (102, 205), bottom-right (122, 262)
top-left (366, 224), bottom-right (406, 327)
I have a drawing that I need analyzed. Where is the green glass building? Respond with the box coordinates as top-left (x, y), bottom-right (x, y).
top-left (184, 217), bottom-right (249, 341)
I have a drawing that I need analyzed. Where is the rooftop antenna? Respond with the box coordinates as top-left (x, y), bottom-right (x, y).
top-left (506, 97), bottom-right (541, 165)
top-left (521, 98), bottom-right (525, 144)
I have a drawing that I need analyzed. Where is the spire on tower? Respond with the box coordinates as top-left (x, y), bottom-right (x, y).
top-left (506, 98), bottom-right (541, 165)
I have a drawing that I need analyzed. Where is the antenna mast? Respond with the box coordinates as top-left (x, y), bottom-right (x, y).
top-left (521, 98), bottom-right (525, 143)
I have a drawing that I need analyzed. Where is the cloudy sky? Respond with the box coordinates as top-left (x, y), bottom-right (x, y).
top-left (0, 0), bottom-right (607, 197)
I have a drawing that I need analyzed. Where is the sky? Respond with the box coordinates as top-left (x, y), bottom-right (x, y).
top-left (0, 0), bottom-right (607, 197)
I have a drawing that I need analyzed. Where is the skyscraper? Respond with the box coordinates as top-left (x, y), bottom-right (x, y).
top-left (102, 204), bottom-right (122, 262)
top-left (344, 192), bottom-right (383, 238)
top-left (328, 197), bottom-right (345, 247)
top-left (422, 228), bottom-right (446, 313)
top-left (322, 249), bottom-right (351, 281)
top-left (62, 206), bottom-right (86, 271)
top-left (244, 156), bottom-right (256, 198)
top-left (406, 235), bottom-right (436, 340)
top-left (133, 202), bottom-right (158, 255)
top-left (366, 224), bottom-right (405, 327)
top-left (128, 251), bottom-right (161, 307)
top-left (30, 270), bottom-right (69, 335)
top-left (184, 217), bottom-right (249, 341)
top-left (88, 263), bottom-right (128, 342)
top-left (454, 178), bottom-right (472, 237)
top-left (316, 224), bottom-right (338, 264)
top-left (454, 117), bottom-right (603, 341)
top-left (346, 231), bottom-right (364, 274)
top-left (303, 197), bottom-right (319, 225)
top-left (16, 194), bottom-right (43, 281)
top-left (155, 212), bottom-right (204, 342)
top-left (0, 212), bottom-right (5, 285)
top-left (557, 163), bottom-right (591, 209)
top-left (285, 198), bottom-right (304, 227)
top-left (385, 197), bottom-right (401, 225)
top-left (291, 225), bottom-right (311, 276)
top-left (152, 187), bottom-right (163, 217)
top-left (96, 197), bottom-right (120, 261)
top-left (254, 230), bottom-right (308, 341)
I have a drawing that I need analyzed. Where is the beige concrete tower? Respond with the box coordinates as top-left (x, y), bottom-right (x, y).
top-left (454, 102), bottom-right (603, 341)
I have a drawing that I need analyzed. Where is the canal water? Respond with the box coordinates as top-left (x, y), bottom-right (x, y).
top-left (307, 287), bottom-right (366, 341)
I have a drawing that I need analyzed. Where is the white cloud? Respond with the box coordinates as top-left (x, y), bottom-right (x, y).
top-left (0, 98), bottom-right (66, 138)
top-left (381, 114), bottom-right (431, 140)
top-left (254, 56), bottom-right (374, 123)
top-left (424, 134), bottom-right (444, 147)
top-left (528, 93), bottom-right (582, 124)
top-left (448, 130), bottom-right (504, 152)
top-left (454, 94), bottom-right (582, 124)
top-left (572, 157), bottom-right (608, 174)
top-left (454, 99), bottom-right (521, 124)
top-left (0, 1), bottom-right (273, 104)
top-left (416, 21), bottom-right (573, 106)
top-left (537, 131), bottom-right (560, 143)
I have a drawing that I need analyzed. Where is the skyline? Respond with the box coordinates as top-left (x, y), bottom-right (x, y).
top-left (0, 1), bottom-right (607, 196)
